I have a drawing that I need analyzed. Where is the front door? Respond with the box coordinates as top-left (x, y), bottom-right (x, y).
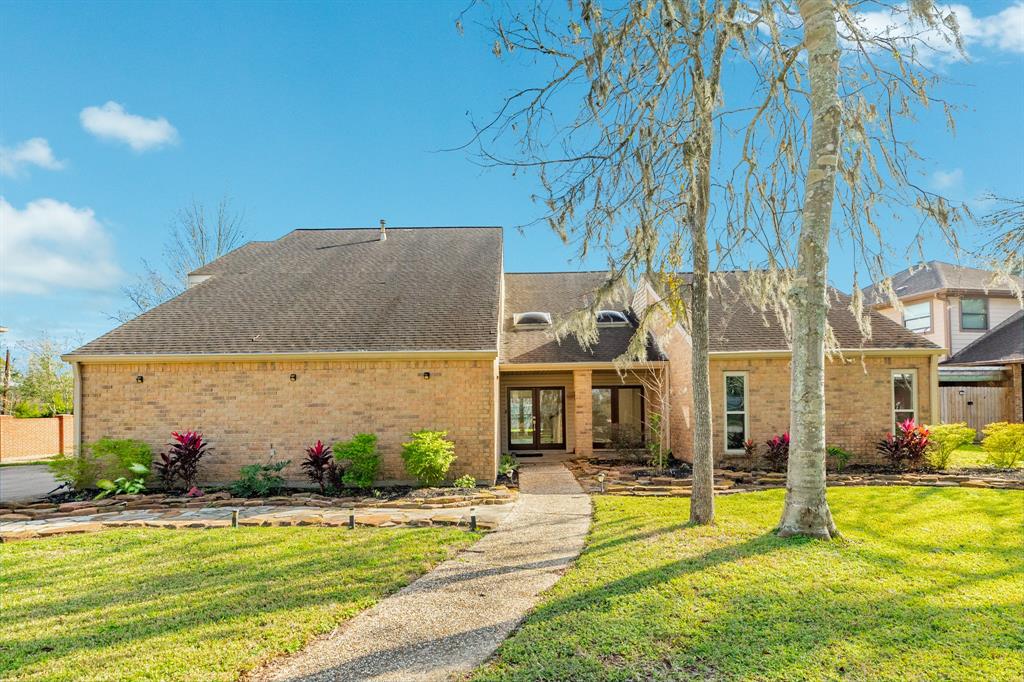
top-left (508, 387), bottom-right (566, 450)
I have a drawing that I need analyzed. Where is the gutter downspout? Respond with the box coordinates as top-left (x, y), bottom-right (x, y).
top-left (929, 354), bottom-right (941, 424)
top-left (72, 361), bottom-right (82, 456)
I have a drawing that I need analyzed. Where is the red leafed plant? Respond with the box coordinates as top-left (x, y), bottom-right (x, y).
top-left (764, 432), bottom-right (791, 472)
top-left (301, 440), bottom-right (333, 494)
top-left (155, 431), bottom-right (209, 490)
top-left (876, 419), bottom-right (930, 470)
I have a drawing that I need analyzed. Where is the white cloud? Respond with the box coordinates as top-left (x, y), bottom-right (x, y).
top-left (0, 138), bottom-right (65, 178)
top-left (932, 168), bottom-right (964, 190)
top-left (0, 197), bottom-right (123, 295)
top-left (80, 101), bottom-right (179, 151)
top-left (851, 2), bottom-right (1024, 63)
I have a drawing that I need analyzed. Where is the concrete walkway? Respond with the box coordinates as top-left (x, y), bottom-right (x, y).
top-left (253, 462), bottom-right (591, 682)
top-left (0, 465), bottom-right (60, 504)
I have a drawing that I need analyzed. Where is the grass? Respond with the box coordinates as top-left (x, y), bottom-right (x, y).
top-left (0, 526), bottom-right (478, 682)
top-left (0, 459), bottom-right (55, 468)
top-left (947, 444), bottom-right (1023, 469)
top-left (473, 487), bottom-right (1024, 682)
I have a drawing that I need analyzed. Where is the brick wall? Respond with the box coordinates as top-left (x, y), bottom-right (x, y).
top-left (705, 354), bottom-right (935, 468)
top-left (0, 414), bottom-right (73, 462)
top-left (79, 358), bottom-right (499, 484)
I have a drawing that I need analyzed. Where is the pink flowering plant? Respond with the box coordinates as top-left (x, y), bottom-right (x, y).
top-left (764, 432), bottom-right (790, 471)
top-left (155, 430), bottom-right (209, 490)
top-left (876, 419), bottom-right (930, 470)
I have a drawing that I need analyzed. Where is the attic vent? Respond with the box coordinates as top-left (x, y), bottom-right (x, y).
top-left (514, 311), bottom-right (552, 327)
top-left (596, 310), bottom-right (629, 325)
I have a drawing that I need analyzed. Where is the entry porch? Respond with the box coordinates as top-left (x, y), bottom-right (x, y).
top-left (497, 365), bottom-right (669, 460)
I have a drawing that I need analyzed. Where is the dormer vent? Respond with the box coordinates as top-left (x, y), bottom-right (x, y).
top-left (513, 311), bottom-right (552, 327)
top-left (379, 219), bottom-right (387, 241)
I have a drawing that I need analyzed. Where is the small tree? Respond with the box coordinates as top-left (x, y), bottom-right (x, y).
top-left (926, 423), bottom-right (976, 470)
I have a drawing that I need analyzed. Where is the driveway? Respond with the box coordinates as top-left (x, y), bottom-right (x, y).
top-left (0, 465), bottom-right (61, 504)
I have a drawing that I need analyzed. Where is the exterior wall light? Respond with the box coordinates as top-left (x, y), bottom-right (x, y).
top-left (289, 373), bottom-right (297, 382)
top-left (136, 375), bottom-right (144, 383)
top-left (421, 371), bottom-right (431, 380)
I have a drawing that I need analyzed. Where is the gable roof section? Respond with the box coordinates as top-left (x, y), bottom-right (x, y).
top-left (70, 227), bottom-right (503, 357)
top-left (942, 309), bottom-right (1024, 366)
top-left (863, 260), bottom-right (1023, 304)
top-left (666, 272), bottom-right (940, 353)
top-left (500, 272), bottom-right (659, 364)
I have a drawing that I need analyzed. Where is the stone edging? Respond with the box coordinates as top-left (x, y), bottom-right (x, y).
top-left (0, 501), bottom-right (515, 543)
top-left (0, 486), bottom-right (517, 524)
top-left (569, 460), bottom-right (1024, 496)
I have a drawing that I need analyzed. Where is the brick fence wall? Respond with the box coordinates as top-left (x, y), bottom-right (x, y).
top-left (0, 414), bottom-right (73, 462)
top-left (79, 358), bottom-right (499, 484)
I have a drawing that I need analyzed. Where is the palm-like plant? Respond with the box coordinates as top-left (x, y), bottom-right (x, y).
top-left (301, 440), bottom-right (333, 494)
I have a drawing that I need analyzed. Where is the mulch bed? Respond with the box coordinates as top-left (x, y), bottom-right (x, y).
top-left (569, 459), bottom-right (1024, 497)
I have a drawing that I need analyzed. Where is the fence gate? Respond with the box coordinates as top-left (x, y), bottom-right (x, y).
top-left (940, 386), bottom-right (1010, 436)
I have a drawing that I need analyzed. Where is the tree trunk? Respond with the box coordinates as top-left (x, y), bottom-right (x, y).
top-left (689, 84), bottom-right (715, 525)
top-left (778, 0), bottom-right (840, 539)
top-left (690, 224), bottom-right (715, 524)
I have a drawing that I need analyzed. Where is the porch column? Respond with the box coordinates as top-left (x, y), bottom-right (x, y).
top-left (573, 369), bottom-right (592, 457)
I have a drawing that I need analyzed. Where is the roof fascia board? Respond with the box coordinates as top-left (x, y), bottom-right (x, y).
top-left (499, 361), bottom-right (668, 372)
top-left (64, 350), bottom-right (499, 364)
top-left (710, 347), bottom-right (946, 360)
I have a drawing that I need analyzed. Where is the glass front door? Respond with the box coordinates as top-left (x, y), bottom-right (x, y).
top-left (508, 387), bottom-right (566, 450)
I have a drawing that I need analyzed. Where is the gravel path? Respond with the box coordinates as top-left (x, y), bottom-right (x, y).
top-left (252, 462), bottom-right (591, 682)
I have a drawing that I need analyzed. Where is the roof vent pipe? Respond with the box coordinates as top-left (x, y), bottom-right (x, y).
top-left (379, 219), bottom-right (387, 241)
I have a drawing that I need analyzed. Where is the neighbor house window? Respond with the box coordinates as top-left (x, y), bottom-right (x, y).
top-left (592, 386), bottom-right (644, 449)
top-left (724, 372), bottom-right (748, 452)
top-left (960, 298), bottom-right (988, 331)
top-left (891, 370), bottom-right (917, 430)
top-left (902, 300), bottom-right (931, 332)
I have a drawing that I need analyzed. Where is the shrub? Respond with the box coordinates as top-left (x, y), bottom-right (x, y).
top-left (876, 419), bottom-right (930, 470)
top-left (155, 431), bottom-right (209, 490)
top-left (498, 453), bottom-right (520, 479)
top-left (925, 423), bottom-right (976, 469)
top-left (333, 434), bottom-right (379, 488)
top-left (301, 440), bottom-right (333, 494)
top-left (231, 461), bottom-right (289, 498)
top-left (453, 474), bottom-right (476, 488)
top-left (402, 429), bottom-right (456, 486)
top-left (763, 432), bottom-right (790, 471)
top-left (48, 438), bottom-right (152, 491)
top-left (95, 463), bottom-right (149, 500)
top-left (981, 422), bottom-right (1024, 468)
top-left (826, 445), bottom-right (852, 473)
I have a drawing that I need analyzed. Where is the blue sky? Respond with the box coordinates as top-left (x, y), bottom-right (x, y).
top-left (1, 0), bottom-right (1022, 350)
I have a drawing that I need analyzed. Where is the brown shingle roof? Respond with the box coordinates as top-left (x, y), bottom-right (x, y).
top-left (500, 272), bottom-right (654, 363)
top-left (942, 309), bottom-right (1024, 366)
top-left (670, 272), bottom-right (940, 352)
top-left (70, 227), bottom-right (503, 356)
top-left (863, 260), bottom-right (1023, 304)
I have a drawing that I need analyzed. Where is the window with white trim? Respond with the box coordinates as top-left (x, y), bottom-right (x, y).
top-left (891, 370), bottom-right (917, 430)
top-left (902, 301), bottom-right (931, 332)
top-left (724, 372), bottom-right (748, 452)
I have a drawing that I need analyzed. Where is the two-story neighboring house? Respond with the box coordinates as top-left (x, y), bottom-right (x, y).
top-left (864, 261), bottom-right (1023, 431)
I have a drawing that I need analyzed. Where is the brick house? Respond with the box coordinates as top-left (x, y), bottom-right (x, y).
top-left (64, 226), bottom-right (944, 483)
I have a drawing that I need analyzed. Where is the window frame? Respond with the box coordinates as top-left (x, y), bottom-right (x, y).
top-left (890, 369), bottom-right (918, 431)
top-left (901, 300), bottom-right (932, 333)
top-left (592, 385), bottom-right (646, 450)
top-left (595, 310), bottom-right (631, 327)
top-left (723, 371), bottom-right (749, 454)
top-left (959, 297), bottom-right (989, 331)
top-left (513, 311), bottom-right (552, 328)
top-left (506, 386), bottom-right (566, 451)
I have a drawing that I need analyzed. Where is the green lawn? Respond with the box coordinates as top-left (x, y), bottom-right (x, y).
top-left (1, 527), bottom-right (477, 682)
top-left (473, 487), bottom-right (1024, 682)
top-left (948, 444), bottom-right (1023, 469)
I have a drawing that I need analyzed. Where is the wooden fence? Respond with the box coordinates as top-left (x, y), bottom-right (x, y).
top-left (939, 386), bottom-right (1010, 437)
